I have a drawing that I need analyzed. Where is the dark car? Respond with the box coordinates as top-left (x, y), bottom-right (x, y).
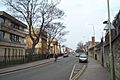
top-left (79, 53), bottom-right (88, 63)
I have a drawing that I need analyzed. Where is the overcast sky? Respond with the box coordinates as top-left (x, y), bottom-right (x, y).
top-left (57, 0), bottom-right (120, 49)
top-left (0, 0), bottom-right (120, 49)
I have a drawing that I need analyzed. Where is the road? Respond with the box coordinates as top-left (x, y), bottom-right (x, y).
top-left (0, 55), bottom-right (80, 80)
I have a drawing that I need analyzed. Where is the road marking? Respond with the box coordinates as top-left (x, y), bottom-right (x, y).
top-left (69, 64), bottom-right (76, 80)
top-left (72, 65), bottom-right (87, 80)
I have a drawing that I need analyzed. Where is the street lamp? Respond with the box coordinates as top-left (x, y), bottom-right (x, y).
top-left (89, 24), bottom-right (96, 59)
top-left (103, 0), bottom-right (115, 80)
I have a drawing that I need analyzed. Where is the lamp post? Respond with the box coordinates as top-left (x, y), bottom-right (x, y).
top-left (103, 0), bottom-right (115, 80)
top-left (89, 24), bottom-right (96, 59)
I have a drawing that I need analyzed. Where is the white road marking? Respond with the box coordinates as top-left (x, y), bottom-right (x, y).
top-left (69, 64), bottom-right (76, 80)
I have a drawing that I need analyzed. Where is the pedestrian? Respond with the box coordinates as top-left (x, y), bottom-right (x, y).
top-left (54, 54), bottom-right (58, 62)
top-left (46, 52), bottom-right (50, 59)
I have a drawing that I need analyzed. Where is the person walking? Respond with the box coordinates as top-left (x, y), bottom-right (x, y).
top-left (54, 54), bottom-right (58, 62)
top-left (46, 51), bottom-right (51, 59)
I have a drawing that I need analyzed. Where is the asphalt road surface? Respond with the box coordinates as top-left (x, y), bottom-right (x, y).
top-left (0, 55), bottom-right (80, 80)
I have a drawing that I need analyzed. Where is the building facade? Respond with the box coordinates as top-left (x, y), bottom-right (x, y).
top-left (52, 39), bottom-right (60, 54)
top-left (26, 30), bottom-right (47, 55)
top-left (48, 39), bottom-right (61, 57)
top-left (0, 11), bottom-right (27, 62)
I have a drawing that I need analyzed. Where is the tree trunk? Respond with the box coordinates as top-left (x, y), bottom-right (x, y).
top-left (28, 43), bottom-right (36, 62)
top-left (48, 44), bottom-right (51, 52)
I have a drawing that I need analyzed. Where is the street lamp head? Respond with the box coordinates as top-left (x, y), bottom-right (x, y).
top-left (103, 20), bottom-right (115, 31)
top-left (104, 24), bottom-right (115, 31)
top-left (103, 21), bottom-right (109, 24)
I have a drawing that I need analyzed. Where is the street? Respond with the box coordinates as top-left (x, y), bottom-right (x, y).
top-left (0, 55), bottom-right (81, 80)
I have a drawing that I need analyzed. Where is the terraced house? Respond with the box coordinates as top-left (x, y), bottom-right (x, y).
top-left (0, 11), bottom-right (27, 62)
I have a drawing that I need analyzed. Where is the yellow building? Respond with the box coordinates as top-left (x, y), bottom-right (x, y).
top-left (0, 11), bottom-right (27, 61)
top-left (50, 39), bottom-right (61, 55)
top-left (26, 30), bottom-right (47, 55)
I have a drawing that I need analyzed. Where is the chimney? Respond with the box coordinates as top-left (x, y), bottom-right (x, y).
top-left (92, 36), bottom-right (95, 46)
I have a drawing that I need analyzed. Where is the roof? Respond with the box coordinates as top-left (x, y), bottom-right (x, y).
top-left (0, 11), bottom-right (27, 28)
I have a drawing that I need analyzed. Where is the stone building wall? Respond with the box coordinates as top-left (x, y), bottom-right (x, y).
top-left (112, 35), bottom-right (120, 80)
top-left (104, 34), bottom-right (120, 80)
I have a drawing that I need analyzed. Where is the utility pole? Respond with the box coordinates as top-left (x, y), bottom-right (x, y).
top-left (107, 0), bottom-right (115, 80)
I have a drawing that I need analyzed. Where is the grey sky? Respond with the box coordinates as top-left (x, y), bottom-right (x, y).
top-left (58, 0), bottom-right (120, 49)
top-left (0, 0), bottom-right (120, 49)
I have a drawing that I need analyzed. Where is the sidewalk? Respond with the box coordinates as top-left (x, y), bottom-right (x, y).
top-left (78, 57), bottom-right (111, 80)
top-left (0, 58), bottom-right (57, 74)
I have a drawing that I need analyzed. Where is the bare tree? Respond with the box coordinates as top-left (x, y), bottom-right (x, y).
top-left (76, 41), bottom-right (85, 52)
top-left (46, 22), bottom-right (68, 52)
top-left (57, 30), bottom-right (69, 42)
top-left (4, 0), bottom-right (64, 60)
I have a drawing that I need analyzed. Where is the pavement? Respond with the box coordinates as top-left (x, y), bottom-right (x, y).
top-left (0, 57), bottom-right (59, 74)
top-left (78, 57), bottom-right (111, 80)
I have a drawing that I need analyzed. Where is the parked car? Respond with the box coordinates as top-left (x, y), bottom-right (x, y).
top-left (63, 53), bottom-right (69, 58)
top-left (79, 53), bottom-right (88, 63)
top-left (75, 53), bottom-right (80, 57)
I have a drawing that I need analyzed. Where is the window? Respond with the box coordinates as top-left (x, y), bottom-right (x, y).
top-left (10, 34), bottom-right (19, 42)
top-left (118, 14), bottom-right (120, 21)
top-left (15, 25), bottom-right (19, 29)
top-left (0, 31), bottom-right (5, 39)
top-left (10, 22), bottom-right (20, 30)
top-left (0, 17), bottom-right (4, 23)
top-left (19, 26), bottom-right (24, 31)
top-left (10, 22), bottom-right (15, 28)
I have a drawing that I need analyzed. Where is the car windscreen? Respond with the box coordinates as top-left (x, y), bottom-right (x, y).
top-left (80, 55), bottom-right (87, 58)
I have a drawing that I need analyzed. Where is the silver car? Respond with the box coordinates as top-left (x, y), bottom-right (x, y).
top-left (79, 53), bottom-right (88, 63)
top-left (63, 53), bottom-right (69, 58)
top-left (75, 53), bottom-right (80, 57)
